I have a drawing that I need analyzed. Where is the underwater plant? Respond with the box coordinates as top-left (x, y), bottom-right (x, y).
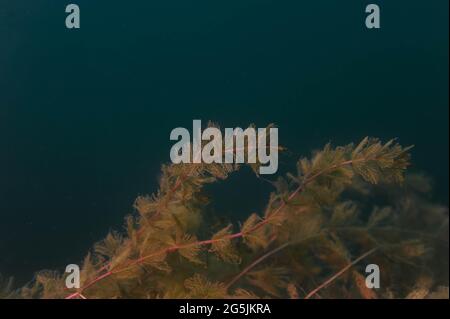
top-left (0, 274), bottom-right (16, 299)
top-left (5, 132), bottom-right (450, 299)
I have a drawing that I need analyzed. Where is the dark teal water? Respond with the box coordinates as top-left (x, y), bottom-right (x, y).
top-left (0, 1), bottom-right (448, 283)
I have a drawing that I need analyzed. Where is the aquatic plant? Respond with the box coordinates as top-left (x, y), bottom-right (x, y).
top-left (7, 133), bottom-right (450, 299)
top-left (0, 275), bottom-right (16, 299)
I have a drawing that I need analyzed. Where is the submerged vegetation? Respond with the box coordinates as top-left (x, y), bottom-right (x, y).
top-left (2, 133), bottom-right (449, 299)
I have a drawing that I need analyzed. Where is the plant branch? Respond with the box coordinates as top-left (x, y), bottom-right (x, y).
top-left (304, 247), bottom-right (379, 299)
top-left (225, 242), bottom-right (291, 291)
top-left (66, 157), bottom-right (360, 299)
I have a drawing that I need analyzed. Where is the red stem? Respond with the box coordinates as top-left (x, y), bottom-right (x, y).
top-left (66, 158), bottom-right (358, 299)
top-left (304, 247), bottom-right (378, 299)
